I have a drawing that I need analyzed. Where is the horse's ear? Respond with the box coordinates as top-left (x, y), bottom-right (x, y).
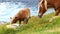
top-left (10, 17), bottom-right (12, 19)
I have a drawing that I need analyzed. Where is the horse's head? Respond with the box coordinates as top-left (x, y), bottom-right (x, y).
top-left (38, 3), bottom-right (47, 18)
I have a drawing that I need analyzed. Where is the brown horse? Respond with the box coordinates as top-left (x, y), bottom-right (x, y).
top-left (38, 0), bottom-right (60, 18)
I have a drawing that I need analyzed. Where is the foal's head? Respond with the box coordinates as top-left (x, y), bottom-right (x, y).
top-left (10, 17), bottom-right (18, 24)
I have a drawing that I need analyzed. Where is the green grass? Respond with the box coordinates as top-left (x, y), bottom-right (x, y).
top-left (0, 13), bottom-right (60, 34)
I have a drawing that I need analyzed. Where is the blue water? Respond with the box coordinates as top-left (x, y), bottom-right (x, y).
top-left (0, 1), bottom-right (55, 22)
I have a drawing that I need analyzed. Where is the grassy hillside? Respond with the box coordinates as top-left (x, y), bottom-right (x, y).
top-left (0, 13), bottom-right (60, 34)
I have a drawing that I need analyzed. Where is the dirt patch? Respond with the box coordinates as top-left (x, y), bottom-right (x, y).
top-left (49, 16), bottom-right (60, 22)
top-left (44, 27), bottom-right (60, 32)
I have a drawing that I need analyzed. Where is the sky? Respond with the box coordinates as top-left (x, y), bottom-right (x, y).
top-left (0, 0), bottom-right (55, 22)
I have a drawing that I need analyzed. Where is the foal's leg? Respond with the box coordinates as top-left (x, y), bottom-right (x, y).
top-left (23, 18), bottom-right (28, 24)
top-left (19, 20), bottom-right (21, 26)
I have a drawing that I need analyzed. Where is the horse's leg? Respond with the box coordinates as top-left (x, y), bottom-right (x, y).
top-left (49, 16), bottom-right (60, 22)
top-left (54, 9), bottom-right (60, 18)
top-left (49, 9), bottom-right (60, 22)
top-left (55, 9), bottom-right (60, 16)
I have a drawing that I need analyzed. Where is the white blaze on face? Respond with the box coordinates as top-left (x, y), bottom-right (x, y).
top-left (39, 0), bottom-right (43, 5)
top-left (44, 0), bottom-right (47, 10)
top-left (38, 0), bottom-right (47, 10)
top-left (38, 0), bottom-right (43, 13)
top-left (38, 0), bottom-right (43, 8)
